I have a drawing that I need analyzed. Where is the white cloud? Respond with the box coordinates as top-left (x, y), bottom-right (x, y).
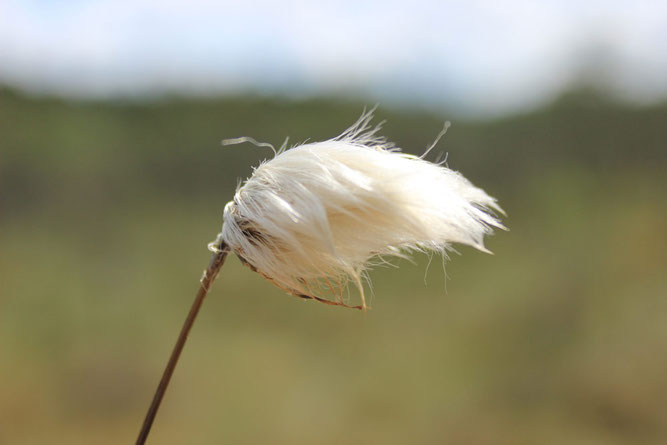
top-left (0, 0), bottom-right (665, 115)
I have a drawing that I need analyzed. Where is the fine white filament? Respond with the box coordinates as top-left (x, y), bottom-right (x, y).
top-left (215, 110), bottom-right (506, 309)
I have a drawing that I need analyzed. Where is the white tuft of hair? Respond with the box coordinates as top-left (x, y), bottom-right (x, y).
top-left (215, 109), bottom-right (506, 309)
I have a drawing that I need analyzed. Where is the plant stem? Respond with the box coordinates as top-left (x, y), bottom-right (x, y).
top-left (136, 244), bottom-right (229, 445)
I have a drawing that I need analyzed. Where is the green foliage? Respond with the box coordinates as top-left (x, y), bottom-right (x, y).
top-left (1, 88), bottom-right (666, 444)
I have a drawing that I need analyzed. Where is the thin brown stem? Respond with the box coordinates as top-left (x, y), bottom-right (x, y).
top-left (136, 244), bottom-right (229, 445)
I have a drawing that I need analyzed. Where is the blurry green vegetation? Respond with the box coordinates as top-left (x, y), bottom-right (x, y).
top-left (1, 87), bottom-right (666, 444)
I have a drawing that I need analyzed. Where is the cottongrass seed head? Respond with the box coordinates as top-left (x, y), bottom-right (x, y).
top-left (215, 109), bottom-right (506, 309)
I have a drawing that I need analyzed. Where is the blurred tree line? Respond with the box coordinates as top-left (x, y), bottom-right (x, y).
top-left (1, 86), bottom-right (665, 220)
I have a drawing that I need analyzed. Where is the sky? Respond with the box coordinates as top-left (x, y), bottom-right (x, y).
top-left (1, 0), bottom-right (666, 116)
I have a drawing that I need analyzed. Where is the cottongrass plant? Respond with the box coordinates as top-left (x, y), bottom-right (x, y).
top-left (136, 109), bottom-right (506, 444)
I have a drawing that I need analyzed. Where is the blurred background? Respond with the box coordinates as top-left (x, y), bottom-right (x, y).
top-left (1, 1), bottom-right (666, 444)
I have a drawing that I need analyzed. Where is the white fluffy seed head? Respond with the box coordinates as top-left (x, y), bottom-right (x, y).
top-left (215, 110), bottom-right (506, 309)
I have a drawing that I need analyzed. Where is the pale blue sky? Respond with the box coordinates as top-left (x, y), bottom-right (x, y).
top-left (1, 0), bottom-right (666, 115)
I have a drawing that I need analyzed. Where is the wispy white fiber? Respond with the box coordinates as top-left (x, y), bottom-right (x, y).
top-left (214, 109), bottom-right (506, 309)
